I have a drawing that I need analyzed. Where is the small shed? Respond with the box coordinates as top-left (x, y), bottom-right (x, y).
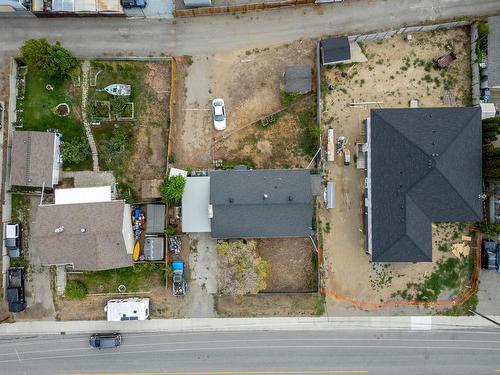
top-left (146, 204), bottom-right (166, 234)
top-left (480, 103), bottom-right (497, 119)
top-left (143, 236), bottom-right (165, 261)
top-left (284, 66), bottom-right (312, 94)
top-left (320, 37), bottom-right (351, 66)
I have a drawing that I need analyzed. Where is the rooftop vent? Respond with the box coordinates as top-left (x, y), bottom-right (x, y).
top-left (54, 226), bottom-right (64, 233)
top-left (288, 196), bottom-right (294, 201)
top-left (263, 194), bottom-right (269, 200)
top-left (229, 197), bottom-right (234, 203)
top-left (80, 228), bottom-right (87, 233)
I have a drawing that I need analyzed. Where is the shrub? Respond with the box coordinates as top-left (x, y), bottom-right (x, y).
top-left (62, 137), bottom-right (91, 166)
top-left (280, 91), bottom-right (302, 107)
top-left (160, 175), bottom-right (186, 205)
top-left (217, 240), bottom-right (270, 296)
top-left (65, 280), bottom-right (88, 300)
top-left (20, 39), bottom-right (77, 79)
top-left (478, 222), bottom-right (500, 236)
top-left (297, 110), bottom-right (320, 157)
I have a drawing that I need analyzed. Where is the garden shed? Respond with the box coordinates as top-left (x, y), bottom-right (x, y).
top-left (284, 66), bottom-right (312, 94)
top-left (146, 204), bottom-right (166, 234)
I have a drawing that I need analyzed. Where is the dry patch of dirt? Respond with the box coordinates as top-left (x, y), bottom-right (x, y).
top-left (256, 238), bottom-right (317, 292)
top-left (128, 62), bottom-right (170, 196)
top-left (215, 294), bottom-right (324, 317)
top-left (320, 28), bottom-right (473, 315)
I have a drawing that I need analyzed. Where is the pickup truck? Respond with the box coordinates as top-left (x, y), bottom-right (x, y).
top-left (7, 268), bottom-right (26, 312)
top-left (172, 260), bottom-right (186, 296)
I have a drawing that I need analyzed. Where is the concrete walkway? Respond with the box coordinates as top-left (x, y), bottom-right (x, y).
top-left (0, 316), bottom-right (499, 335)
top-left (81, 60), bottom-right (99, 172)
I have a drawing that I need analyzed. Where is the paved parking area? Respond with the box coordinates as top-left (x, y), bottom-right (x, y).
top-left (124, 0), bottom-right (174, 18)
top-left (477, 270), bottom-right (500, 315)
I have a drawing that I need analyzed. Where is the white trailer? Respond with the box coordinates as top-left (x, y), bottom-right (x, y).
top-left (105, 298), bottom-right (150, 321)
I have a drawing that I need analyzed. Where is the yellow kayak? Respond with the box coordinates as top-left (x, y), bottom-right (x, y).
top-left (133, 241), bottom-right (140, 262)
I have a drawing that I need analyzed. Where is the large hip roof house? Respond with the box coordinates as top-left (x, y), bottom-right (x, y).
top-left (365, 107), bottom-right (483, 262)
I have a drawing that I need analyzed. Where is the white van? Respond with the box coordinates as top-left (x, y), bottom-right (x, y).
top-left (104, 298), bottom-right (150, 321)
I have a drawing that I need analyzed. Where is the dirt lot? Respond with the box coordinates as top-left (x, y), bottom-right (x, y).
top-left (319, 28), bottom-right (474, 315)
top-left (91, 61), bottom-right (170, 199)
top-left (215, 294), bottom-right (324, 317)
top-left (173, 41), bottom-right (316, 169)
top-left (256, 238), bottom-right (318, 292)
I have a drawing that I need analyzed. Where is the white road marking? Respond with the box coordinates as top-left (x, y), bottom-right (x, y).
top-left (1, 344), bottom-right (500, 364)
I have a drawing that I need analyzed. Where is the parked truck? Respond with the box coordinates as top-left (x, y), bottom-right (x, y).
top-left (172, 260), bottom-right (187, 296)
top-left (7, 268), bottom-right (26, 312)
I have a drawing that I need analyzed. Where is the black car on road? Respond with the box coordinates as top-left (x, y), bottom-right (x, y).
top-left (89, 333), bottom-right (122, 349)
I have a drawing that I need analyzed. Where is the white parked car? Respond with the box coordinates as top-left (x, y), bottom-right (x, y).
top-left (212, 99), bottom-right (226, 131)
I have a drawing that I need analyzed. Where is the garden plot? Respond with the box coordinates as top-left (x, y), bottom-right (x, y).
top-left (319, 27), bottom-right (475, 315)
top-left (89, 61), bottom-right (170, 199)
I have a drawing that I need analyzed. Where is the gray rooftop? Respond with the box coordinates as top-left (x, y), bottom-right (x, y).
top-left (488, 16), bottom-right (500, 88)
top-left (320, 37), bottom-right (351, 65)
top-left (284, 66), bottom-right (312, 94)
top-left (10, 131), bottom-right (57, 188)
top-left (210, 169), bottom-right (314, 238)
top-left (370, 108), bottom-right (483, 262)
top-left (32, 201), bottom-right (133, 270)
top-left (146, 204), bottom-right (166, 234)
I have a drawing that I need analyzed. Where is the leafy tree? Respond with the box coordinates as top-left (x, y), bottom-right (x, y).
top-left (20, 39), bottom-right (77, 79)
top-left (217, 240), bottom-right (270, 296)
top-left (160, 175), bottom-right (186, 205)
top-left (62, 137), bottom-right (90, 165)
top-left (478, 222), bottom-right (500, 237)
top-left (65, 280), bottom-right (87, 300)
top-left (101, 130), bottom-right (130, 170)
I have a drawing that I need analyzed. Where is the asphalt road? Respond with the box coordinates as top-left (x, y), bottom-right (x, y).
top-left (1, 0), bottom-right (500, 57)
top-left (0, 329), bottom-right (499, 375)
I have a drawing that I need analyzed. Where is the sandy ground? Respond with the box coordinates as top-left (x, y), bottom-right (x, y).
top-left (256, 238), bottom-right (317, 292)
top-left (215, 294), bottom-right (323, 317)
top-left (319, 28), bottom-right (474, 316)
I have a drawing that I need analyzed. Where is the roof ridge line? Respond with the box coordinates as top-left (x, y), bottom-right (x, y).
top-left (372, 110), bottom-right (433, 159)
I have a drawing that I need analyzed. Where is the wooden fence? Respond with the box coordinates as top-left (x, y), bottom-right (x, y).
top-left (174, 0), bottom-right (315, 17)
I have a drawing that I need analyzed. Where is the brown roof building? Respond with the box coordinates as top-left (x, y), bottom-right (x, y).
top-left (10, 131), bottom-right (61, 188)
top-left (32, 200), bottom-right (134, 270)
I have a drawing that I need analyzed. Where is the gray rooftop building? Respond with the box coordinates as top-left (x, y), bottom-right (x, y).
top-left (366, 108), bottom-right (483, 262)
top-left (320, 36), bottom-right (351, 66)
top-left (210, 169), bottom-right (318, 239)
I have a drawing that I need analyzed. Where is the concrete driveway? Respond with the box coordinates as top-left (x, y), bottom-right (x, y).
top-left (477, 270), bottom-right (500, 315)
top-left (124, 0), bottom-right (174, 18)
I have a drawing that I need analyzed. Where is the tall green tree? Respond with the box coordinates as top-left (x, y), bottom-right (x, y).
top-left (62, 137), bottom-right (90, 166)
top-left (20, 39), bottom-right (77, 79)
top-left (160, 175), bottom-right (186, 205)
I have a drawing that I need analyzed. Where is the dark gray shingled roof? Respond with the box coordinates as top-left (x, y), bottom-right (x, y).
top-left (320, 37), bottom-right (350, 65)
top-left (284, 66), bottom-right (312, 94)
top-left (488, 16), bottom-right (500, 88)
top-left (370, 108), bottom-right (483, 262)
top-left (210, 169), bottom-right (313, 238)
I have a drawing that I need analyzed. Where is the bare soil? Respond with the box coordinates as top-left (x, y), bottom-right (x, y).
top-left (173, 40), bottom-right (316, 169)
top-left (319, 28), bottom-right (473, 315)
top-left (215, 294), bottom-right (324, 317)
top-left (256, 238), bottom-right (317, 292)
top-left (127, 62), bottom-right (170, 197)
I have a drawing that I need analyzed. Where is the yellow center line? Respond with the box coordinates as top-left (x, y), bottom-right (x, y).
top-left (70, 371), bottom-right (368, 375)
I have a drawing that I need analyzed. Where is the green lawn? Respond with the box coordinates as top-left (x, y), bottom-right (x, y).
top-left (68, 263), bottom-right (164, 294)
top-left (18, 70), bottom-right (92, 170)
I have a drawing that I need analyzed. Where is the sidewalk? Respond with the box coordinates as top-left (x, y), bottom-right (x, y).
top-left (1, 316), bottom-right (499, 335)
